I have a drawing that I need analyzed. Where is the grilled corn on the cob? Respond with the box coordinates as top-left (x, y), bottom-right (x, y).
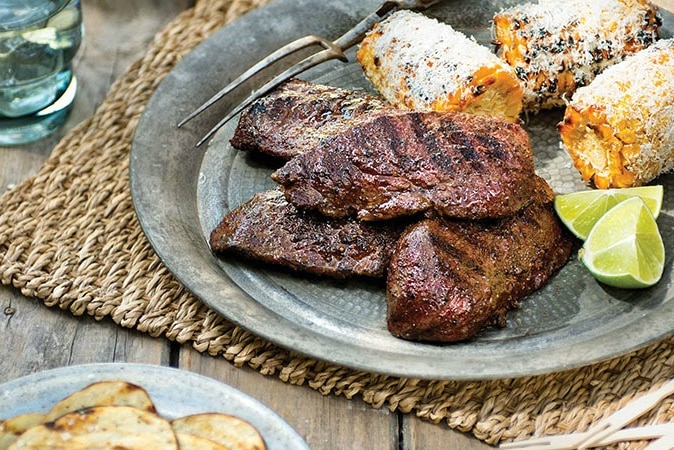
top-left (357, 10), bottom-right (523, 122)
top-left (558, 38), bottom-right (674, 189)
top-left (493, 0), bottom-right (661, 112)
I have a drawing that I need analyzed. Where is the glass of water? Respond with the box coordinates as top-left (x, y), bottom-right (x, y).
top-left (0, 0), bottom-right (83, 146)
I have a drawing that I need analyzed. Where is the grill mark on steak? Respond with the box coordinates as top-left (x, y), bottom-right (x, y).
top-left (230, 79), bottom-right (394, 161)
top-left (223, 79), bottom-right (575, 343)
top-left (475, 133), bottom-right (506, 161)
top-left (272, 110), bottom-right (540, 221)
top-left (386, 189), bottom-right (574, 343)
top-left (209, 189), bottom-right (407, 278)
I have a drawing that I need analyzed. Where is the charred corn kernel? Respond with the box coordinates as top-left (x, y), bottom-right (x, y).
top-left (493, 0), bottom-right (661, 112)
top-left (558, 39), bottom-right (674, 189)
top-left (357, 10), bottom-right (523, 122)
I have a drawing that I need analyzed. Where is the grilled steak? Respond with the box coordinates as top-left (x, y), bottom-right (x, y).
top-left (209, 189), bottom-right (406, 278)
top-left (272, 110), bottom-right (540, 221)
top-left (386, 186), bottom-right (574, 342)
top-left (230, 79), bottom-right (393, 161)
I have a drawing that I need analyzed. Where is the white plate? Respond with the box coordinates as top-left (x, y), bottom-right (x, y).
top-left (0, 364), bottom-right (309, 450)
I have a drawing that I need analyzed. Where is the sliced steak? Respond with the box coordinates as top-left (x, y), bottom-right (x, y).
top-left (272, 110), bottom-right (540, 221)
top-left (209, 189), bottom-right (407, 278)
top-left (386, 189), bottom-right (574, 342)
top-left (230, 79), bottom-right (393, 161)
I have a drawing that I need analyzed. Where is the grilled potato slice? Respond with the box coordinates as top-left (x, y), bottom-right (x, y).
top-left (44, 380), bottom-right (156, 422)
top-left (172, 413), bottom-right (266, 450)
top-left (8, 406), bottom-right (178, 450)
top-left (175, 432), bottom-right (230, 450)
top-left (0, 414), bottom-right (44, 450)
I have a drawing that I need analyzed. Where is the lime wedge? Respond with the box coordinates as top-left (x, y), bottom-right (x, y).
top-left (580, 196), bottom-right (665, 289)
top-left (554, 185), bottom-right (663, 240)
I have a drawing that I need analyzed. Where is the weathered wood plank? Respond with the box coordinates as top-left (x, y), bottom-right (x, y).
top-left (0, 0), bottom-right (195, 380)
top-left (0, 288), bottom-right (169, 382)
top-left (178, 345), bottom-right (399, 450)
top-left (403, 415), bottom-right (494, 449)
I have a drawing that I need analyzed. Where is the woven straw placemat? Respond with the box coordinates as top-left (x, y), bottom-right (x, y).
top-left (1, 0), bottom-right (674, 446)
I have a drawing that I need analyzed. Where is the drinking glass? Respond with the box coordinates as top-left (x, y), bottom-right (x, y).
top-left (0, 0), bottom-right (83, 146)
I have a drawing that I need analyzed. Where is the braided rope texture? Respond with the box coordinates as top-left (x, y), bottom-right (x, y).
top-left (1, 0), bottom-right (673, 446)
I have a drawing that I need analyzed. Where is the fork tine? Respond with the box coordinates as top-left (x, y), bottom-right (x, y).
top-left (185, 0), bottom-right (447, 146)
top-left (195, 44), bottom-right (346, 147)
top-left (177, 35), bottom-right (331, 128)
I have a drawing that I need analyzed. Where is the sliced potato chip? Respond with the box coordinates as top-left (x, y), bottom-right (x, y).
top-left (175, 432), bottom-right (230, 450)
top-left (44, 381), bottom-right (156, 422)
top-left (171, 413), bottom-right (266, 450)
top-left (8, 405), bottom-right (178, 450)
top-left (0, 414), bottom-right (45, 450)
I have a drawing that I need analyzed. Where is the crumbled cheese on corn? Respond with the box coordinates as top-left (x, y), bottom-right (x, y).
top-left (494, 0), bottom-right (661, 111)
top-left (562, 39), bottom-right (674, 187)
top-left (572, 39), bottom-right (674, 119)
top-left (371, 12), bottom-right (505, 104)
top-left (358, 10), bottom-right (521, 119)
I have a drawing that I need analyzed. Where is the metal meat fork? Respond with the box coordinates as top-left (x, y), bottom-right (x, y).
top-left (178, 0), bottom-right (444, 147)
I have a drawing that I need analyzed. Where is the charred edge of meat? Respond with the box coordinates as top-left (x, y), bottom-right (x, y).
top-left (209, 189), bottom-right (410, 279)
top-left (230, 79), bottom-right (393, 161)
top-left (386, 200), bottom-right (574, 343)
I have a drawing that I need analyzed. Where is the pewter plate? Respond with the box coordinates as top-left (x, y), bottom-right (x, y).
top-left (0, 364), bottom-right (309, 450)
top-left (131, 0), bottom-right (674, 380)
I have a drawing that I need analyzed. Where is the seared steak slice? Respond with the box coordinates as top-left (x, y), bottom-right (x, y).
top-left (272, 111), bottom-right (539, 221)
top-left (230, 79), bottom-right (393, 161)
top-left (209, 189), bottom-right (406, 278)
top-left (386, 192), bottom-right (574, 342)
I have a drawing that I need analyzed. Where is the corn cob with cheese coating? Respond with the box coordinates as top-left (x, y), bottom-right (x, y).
top-left (357, 10), bottom-right (523, 122)
top-left (493, 0), bottom-right (661, 112)
top-left (558, 38), bottom-right (674, 189)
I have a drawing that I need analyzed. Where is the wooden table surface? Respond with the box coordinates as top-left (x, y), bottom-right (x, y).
top-left (1, 1), bottom-right (673, 449)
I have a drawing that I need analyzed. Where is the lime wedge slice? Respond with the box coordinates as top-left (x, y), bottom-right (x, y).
top-left (580, 196), bottom-right (665, 289)
top-left (554, 185), bottom-right (663, 240)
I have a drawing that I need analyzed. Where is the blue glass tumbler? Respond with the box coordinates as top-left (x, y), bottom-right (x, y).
top-left (0, 0), bottom-right (83, 145)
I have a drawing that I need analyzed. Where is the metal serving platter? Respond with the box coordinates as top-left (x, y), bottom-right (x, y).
top-left (0, 364), bottom-right (309, 450)
top-left (130, 0), bottom-right (674, 380)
